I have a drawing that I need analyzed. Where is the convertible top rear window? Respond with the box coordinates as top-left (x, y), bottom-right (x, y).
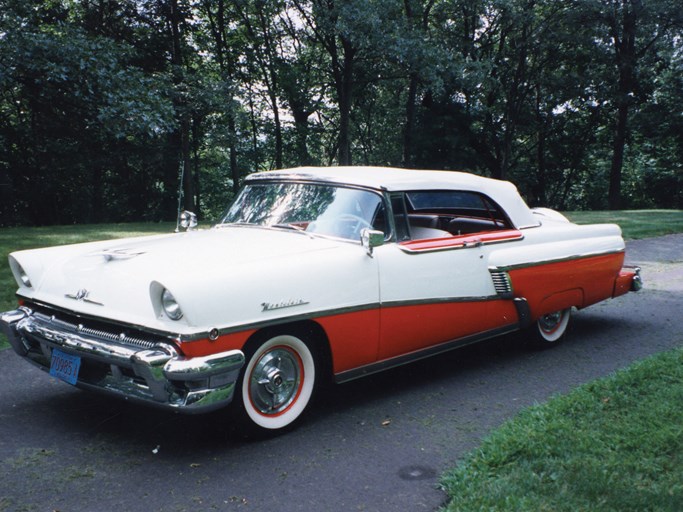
top-left (406, 190), bottom-right (503, 215)
top-left (402, 190), bottom-right (513, 239)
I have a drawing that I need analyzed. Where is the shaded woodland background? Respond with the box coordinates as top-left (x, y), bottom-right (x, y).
top-left (0, 0), bottom-right (681, 226)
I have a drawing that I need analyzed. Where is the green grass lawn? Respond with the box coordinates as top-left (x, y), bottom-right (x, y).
top-left (441, 348), bottom-right (683, 511)
top-left (0, 222), bottom-right (174, 327)
top-left (565, 209), bottom-right (683, 239)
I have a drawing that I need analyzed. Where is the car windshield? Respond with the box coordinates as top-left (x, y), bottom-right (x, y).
top-left (219, 182), bottom-right (387, 241)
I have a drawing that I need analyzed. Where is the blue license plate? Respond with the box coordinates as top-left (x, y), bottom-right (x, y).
top-left (50, 348), bottom-right (81, 385)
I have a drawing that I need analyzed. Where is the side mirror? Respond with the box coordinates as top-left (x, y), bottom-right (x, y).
top-left (360, 228), bottom-right (384, 257)
top-left (179, 211), bottom-right (198, 231)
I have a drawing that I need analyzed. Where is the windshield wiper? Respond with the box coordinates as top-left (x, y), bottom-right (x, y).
top-left (271, 223), bottom-right (304, 231)
top-left (270, 223), bottom-right (317, 238)
top-left (215, 222), bottom-right (253, 228)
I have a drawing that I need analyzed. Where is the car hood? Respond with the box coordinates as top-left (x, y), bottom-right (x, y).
top-left (12, 226), bottom-right (364, 333)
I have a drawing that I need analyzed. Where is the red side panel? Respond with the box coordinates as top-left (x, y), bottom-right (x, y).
top-left (377, 300), bottom-right (518, 360)
top-left (613, 268), bottom-right (637, 297)
top-left (508, 252), bottom-right (625, 318)
top-left (177, 309), bottom-right (381, 372)
top-left (317, 309), bottom-right (381, 374)
top-left (179, 300), bottom-right (518, 374)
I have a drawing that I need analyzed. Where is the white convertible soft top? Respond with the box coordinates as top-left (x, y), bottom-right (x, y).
top-left (247, 166), bottom-right (540, 229)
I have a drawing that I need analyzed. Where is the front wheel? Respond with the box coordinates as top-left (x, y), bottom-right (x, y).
top-left (238, 333), bottom-right (317, 433)
top-left (529, 308), bottom-right (571, 348)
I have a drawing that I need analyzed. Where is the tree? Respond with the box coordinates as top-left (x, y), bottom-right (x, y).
top-left (579, 0), bottom-right (683, 209)
top-left (0, 0), bottom-right (681, 226)
top-left (0, 0), bottom-right (175, 224)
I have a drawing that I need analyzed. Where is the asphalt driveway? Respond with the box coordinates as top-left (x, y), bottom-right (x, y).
top-left (1, 234), bottom-right (681, 512)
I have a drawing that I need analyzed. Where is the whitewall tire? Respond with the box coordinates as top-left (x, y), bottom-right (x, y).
top-left (240, 334), bottom-right (316, 432)
top-left (530, 308), bottom-right (571, 348)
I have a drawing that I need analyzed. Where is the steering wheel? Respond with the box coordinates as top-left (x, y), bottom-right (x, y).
top-left (334, 213), bottom-right (372, 239)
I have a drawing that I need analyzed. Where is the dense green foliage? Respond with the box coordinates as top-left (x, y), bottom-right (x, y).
top-left (441, 347), bottom-right (683, 511)
top-left (0, 0), bottom-right (681, 226)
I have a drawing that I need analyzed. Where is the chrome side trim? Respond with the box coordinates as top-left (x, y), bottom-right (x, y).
top-left (334, 324), bottom-right (519, 383)
top-left (18, 297), bottom-right (382, 342)
top-left (398, 233), bottom-right (524, 255)
top-left (20, 294), bottom-right (510, 344)
top-left (489, 248), bottom-right (625, 273)
top-left (211, 297), bottom-right (506, 337)
top-left (380, 295), bottom-right (500, 308)
top-left (190, 303), bottom-right (381, 338)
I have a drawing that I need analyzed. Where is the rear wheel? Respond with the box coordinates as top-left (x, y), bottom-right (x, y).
top-left (237, 333), bottom-right (317, 433)
top-left (529, 308), bottom-right (571, 348)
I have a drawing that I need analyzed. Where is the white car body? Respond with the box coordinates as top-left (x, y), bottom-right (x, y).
top-left (1, 166), bottom-right (641, 432)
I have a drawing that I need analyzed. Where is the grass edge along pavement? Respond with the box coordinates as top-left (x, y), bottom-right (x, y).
top-left (440, 347), bottom-right (683, 512)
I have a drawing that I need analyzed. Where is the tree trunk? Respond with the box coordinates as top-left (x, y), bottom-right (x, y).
top-left (293, 109), bottom-right (312, 166)
top-left (402, 73), bottom-right (418, 168)
top-left (181, 118), bottom-right (195, 212)
top-left (207, 0), bottom-right (240, 193)
top-left (608, 0), bottom-right (638, 210)
top-left (337, 37), bottom-right (355, 166)
top-left (608, 101), bottom-right (628, 210)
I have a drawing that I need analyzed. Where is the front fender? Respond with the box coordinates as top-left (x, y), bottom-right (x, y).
top-left (154, 242), bottom-right (380, 332)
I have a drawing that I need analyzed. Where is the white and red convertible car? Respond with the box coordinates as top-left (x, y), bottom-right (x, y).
top-left (1, 167), bottom-right (641, 432)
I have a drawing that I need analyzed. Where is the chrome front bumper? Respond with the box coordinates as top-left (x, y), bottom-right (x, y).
top-left (0, 307), bottom-right (245, 414)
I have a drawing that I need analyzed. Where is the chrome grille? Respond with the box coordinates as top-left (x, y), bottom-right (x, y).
top-left (32, 311), bottom-right (161, 350)
top-left (490, 270), bottom-right (513, 296)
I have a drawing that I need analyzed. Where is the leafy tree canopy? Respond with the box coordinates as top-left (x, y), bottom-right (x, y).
top-left (0, 0), bottom-right (680, 226)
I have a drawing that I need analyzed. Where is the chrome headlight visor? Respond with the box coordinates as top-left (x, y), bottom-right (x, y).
top-left (9, 257), bottom-right (32, 288)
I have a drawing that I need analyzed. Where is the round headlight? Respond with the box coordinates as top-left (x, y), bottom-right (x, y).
top-left (161, 288), bottom-right (183, 320)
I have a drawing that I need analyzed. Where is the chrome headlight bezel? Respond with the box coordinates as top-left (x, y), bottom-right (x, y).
top-left (9, 256), bottom-right (33, 289)
top-left (161, 288), bottom-right (183, 321)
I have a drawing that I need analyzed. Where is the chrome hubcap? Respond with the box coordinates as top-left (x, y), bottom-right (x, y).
top-left (539, 311), bottom-right (562, 333)
top-left (249, 347), bottom-right (301, 415)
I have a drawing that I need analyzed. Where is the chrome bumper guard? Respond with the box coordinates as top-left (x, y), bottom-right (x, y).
top-left (0, 307), bottom-right (245, 414)
top-left (630, 266), bottom-right (643, 292)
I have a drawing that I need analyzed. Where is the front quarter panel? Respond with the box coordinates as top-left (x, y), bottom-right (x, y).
top-left (162, 239), bottom-right (381, 345)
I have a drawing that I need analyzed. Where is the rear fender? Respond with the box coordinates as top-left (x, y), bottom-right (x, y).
top-left (539, 289), bottom-right (584, 317)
